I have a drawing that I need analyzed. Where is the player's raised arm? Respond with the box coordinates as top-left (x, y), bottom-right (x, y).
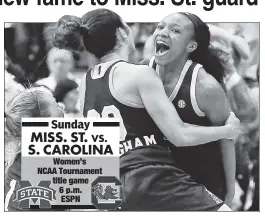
top-left (136, 66), bottom-right (240, 147)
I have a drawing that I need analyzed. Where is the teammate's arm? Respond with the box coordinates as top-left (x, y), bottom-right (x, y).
top-left (135, 66), bottom-right (240, 147)
top-left (196, 69), bottom-right (235, 207)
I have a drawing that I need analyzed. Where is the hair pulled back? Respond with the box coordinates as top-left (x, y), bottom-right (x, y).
top-left (53, 9), bottom-right (124, 59)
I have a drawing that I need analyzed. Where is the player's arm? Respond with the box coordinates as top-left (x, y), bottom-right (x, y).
top-left (135, 66), bottom-right (240, 147)
top-left (196, 69), bottom-right (235, 206)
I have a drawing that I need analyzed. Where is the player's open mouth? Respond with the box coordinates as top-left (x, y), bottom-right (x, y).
top-left (155, 40), bottom-right (170, 57)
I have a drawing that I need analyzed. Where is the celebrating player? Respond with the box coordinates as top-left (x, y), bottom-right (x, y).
top-left (53, 9), bottom-right (240, 211)
top-left (141, 12), bottom-right (246, 205)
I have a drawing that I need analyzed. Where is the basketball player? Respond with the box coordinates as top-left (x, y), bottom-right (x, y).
top-left (53, 9), bottom-right (240, 210)
top-left (141, 13), bottom-right (238, 206)
top-left (5, 88), bottom-right (64, 211)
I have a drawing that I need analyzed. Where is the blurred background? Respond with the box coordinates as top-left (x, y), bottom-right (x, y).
top-left (4, 22), bottom-right (259, 211)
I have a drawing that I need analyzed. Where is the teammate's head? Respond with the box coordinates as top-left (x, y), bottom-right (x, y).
top-left (5, 88), bottom-right (64, 138)
top-left (53, 9), bottom-right (135, 60)
top-left (153, 12), bottom-right (226, 84)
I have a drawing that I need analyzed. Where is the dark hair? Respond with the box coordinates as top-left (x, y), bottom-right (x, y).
top-left (53, 9), bottom-right (124, 59)
top-left (180, 13), bottom-right (226, 85)
top-left (54, 79), bottom-right (78, 103)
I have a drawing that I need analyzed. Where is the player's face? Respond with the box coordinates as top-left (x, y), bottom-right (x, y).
top-left (153, 14), bottom-right (195, 65)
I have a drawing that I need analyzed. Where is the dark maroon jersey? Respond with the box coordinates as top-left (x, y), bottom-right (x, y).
top-left (82, 60), bottom-right (175, 172)
top-left (144, 57), bottom-right (225, 199)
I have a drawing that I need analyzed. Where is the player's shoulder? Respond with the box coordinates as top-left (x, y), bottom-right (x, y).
top-left (134, 64), bottom-right (157, 78)
top-left (117, 63), bottom-right (158, 90)
top-left (118, 62), bottom-right (155, 75)
top-left (196, 67), bottom-right (224, 94)
top-left (195, 67), bottom-right (227, 109)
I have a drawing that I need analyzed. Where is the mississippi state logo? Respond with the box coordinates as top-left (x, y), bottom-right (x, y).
top-left (13, 180), bottom-right (56, 209)
top-left (91, 176), bottom-right (122, 210)
top-left (178, 100), bottom-right (186, 109)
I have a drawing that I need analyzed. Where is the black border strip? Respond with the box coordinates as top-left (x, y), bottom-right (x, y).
top-left (22, 122), bottom-right (49, 127)
top-left (93, 122), bottom-right (119, 127)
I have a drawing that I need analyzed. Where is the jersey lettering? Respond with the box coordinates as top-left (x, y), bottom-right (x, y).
top-left (86, 105), bottom-right (127, 141)
top-left (120, 134), bottom-right (158, 156)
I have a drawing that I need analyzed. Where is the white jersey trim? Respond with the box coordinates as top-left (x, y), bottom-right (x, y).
top-left (109, 62), bottom-right (145, 108)
top-left (149, 56), bottom-right (160, 75)
top-left (151, 56), bottom-right (192, 101)
top-left (149, 56), bottom-right (155, 68)
top-left (168, 60), bottom-right (192, 101)
top-left (91, 60), bottom-right (117, 79)
top-left (153, 57), bottom-right (192, 101)
top-left (191, 64), bottom-right (205, 117)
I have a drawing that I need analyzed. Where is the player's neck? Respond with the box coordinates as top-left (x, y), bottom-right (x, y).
top-left (99, 49), bottom-right (128, 64)
top-left (160, 56), bottom-right (188, 80)
top-left (99, 53), bottom-right (122, 64)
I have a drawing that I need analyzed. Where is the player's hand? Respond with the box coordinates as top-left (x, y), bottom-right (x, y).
top-left (225, 112), bottom-right (240, 139)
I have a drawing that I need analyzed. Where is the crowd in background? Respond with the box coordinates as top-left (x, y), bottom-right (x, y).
top-left (4, 22), bottom-right (259, 211)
